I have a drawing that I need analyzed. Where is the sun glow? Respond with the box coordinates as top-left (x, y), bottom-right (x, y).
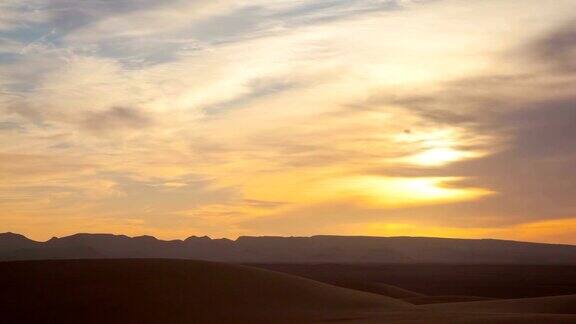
top-left (407, 147), bottom-right (478, 166)
top-left (394, 128), bottom-right (485, 167)
top-left (324, 176), bottom-right (493, 208)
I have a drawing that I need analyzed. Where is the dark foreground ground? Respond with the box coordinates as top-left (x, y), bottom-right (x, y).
top-left (2, 259), bottom-right (576, 323)
top-left (250, 263), bottom-right (576, 299)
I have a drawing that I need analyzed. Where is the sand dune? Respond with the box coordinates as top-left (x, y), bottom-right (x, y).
top-left (253, 263), bottom-right (576, 299)
top-left (419, 294), bottom-right (576, 314)
top-left (332, 282), bottom-right (496, 305)
top-left (364, 313), bottom-right (576, 324)
top-left (363, 282), bottom-right (426, 300)
top-left (329, 281), bottom-right (426, 300)
top-left (405, 295), bottom-right (495, 305)
top-left (0, 259), bottom-right (409, 323)
top-left (1, 259), bottom-right (576, 323)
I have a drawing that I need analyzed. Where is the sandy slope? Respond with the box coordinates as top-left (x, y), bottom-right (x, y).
top-left (1, 259), bottom-right (576, 324)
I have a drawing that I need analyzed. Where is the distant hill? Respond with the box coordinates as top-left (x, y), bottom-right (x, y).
top-left (1, 233), bottom-right (575, 264)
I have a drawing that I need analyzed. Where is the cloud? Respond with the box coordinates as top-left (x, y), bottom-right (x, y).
top-left (238, 15), bottom-right (576, 237)
top-left (0, 0), bottom-right (47, 32)
top-left (349, 20), bottom-right (576, 227)
top-left (0, 121), bottom-right (24, 132)
top-left (443, 98), bottom-right (576, 222)
top-left (529, 19), bottom-right (576, 71)
top-left (82, 106), bottom-right (152, 133)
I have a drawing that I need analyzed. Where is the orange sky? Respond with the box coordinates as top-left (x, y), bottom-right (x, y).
top-left (1, 0), bottom-right (576, 244)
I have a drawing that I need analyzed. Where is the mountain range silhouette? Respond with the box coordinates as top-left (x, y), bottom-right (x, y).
top-left (2, 233), bottom-right (575, 264)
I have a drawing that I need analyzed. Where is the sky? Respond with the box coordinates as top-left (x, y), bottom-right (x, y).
top-left (1, 0), bottom-right (576, 243)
